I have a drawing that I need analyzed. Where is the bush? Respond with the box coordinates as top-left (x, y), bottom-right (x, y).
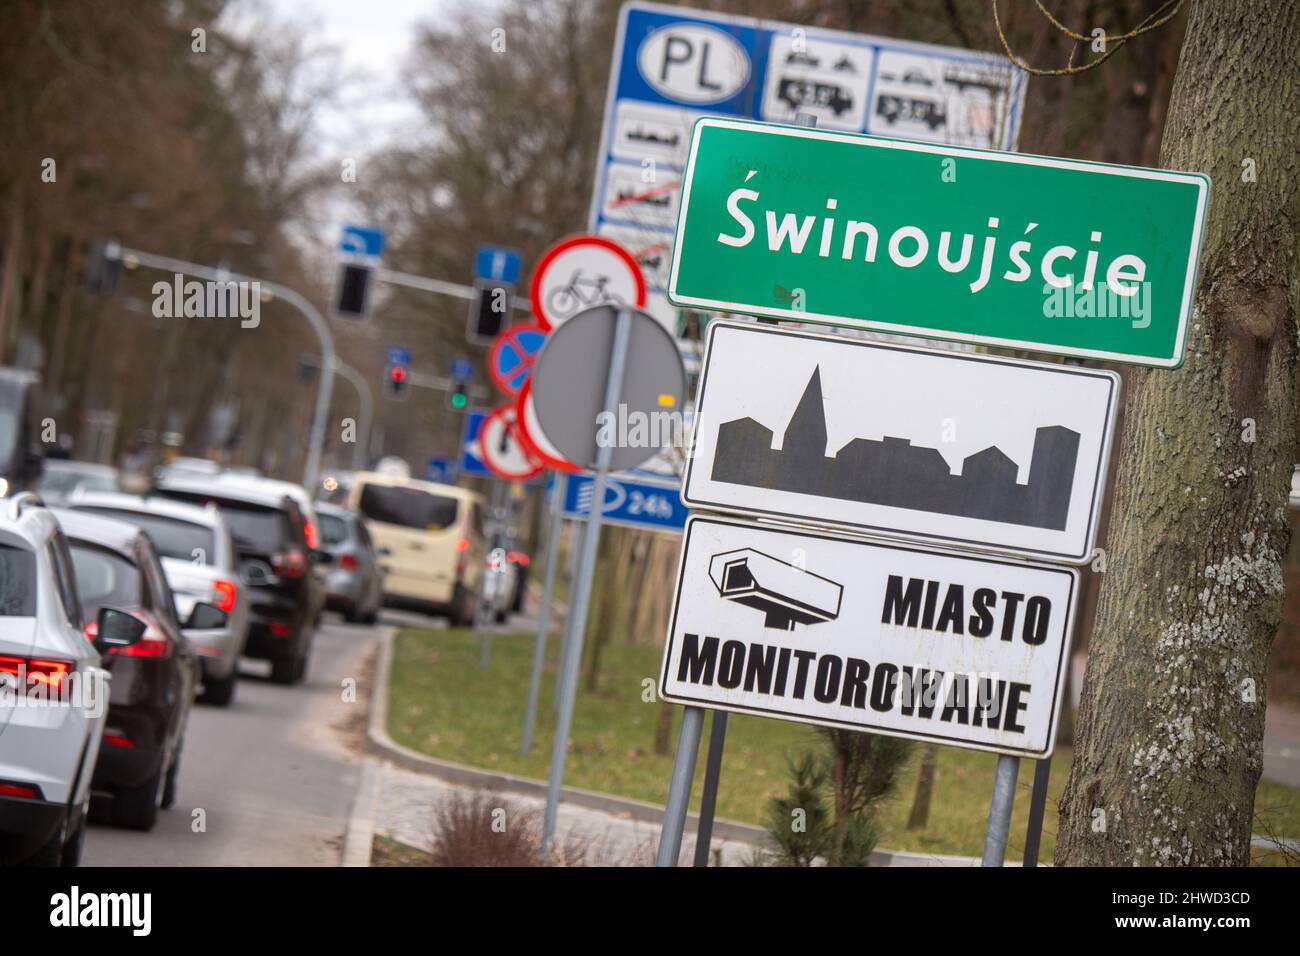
top-left (429, 790), bottom-right (585, 867)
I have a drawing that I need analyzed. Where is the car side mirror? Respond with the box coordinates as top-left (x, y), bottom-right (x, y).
top-left (184, 601), bottom-right (227, 630)
top-left (94, 607), bottom-right (146, 654)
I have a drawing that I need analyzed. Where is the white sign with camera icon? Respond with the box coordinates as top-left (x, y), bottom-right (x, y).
top-left (659, 515), bottom-right (1078, 757)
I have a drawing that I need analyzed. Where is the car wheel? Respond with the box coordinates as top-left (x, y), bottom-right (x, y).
top-left (161, 745), bottom-right (181, 810)
top-left (450, 585), bottom-right (474, 627)
top-left (20, 817), bottom-right (67, 866)
top-left (270, 657), bottom-right (299, 685)
top-left (112, 769), bottom-right (163, 831)
top-left (61, 811), bottom-right (86, 867)
top-left (200, 671), bottom-right (237, 706)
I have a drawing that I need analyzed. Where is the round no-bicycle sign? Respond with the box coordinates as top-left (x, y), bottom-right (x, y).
top-left (529, 235), bottom-right (646, 331)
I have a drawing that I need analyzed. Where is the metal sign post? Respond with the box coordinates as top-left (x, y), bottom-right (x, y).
top-left (475, 479), bottom-right (509, 666)
top-left (1022, 756), bottom-right (1053, 867)
top-left (982, 754), bottom-right (1021, 867)
top-left (521, 472), bottom-right (567, 755)
top-left (540, 309), bottom-right (633, 857)
top-left (656, 705), bottom-right (705, 867)
top-left (692, 710), bottom-right (729, 867)
top-left (553, 518), bottom-right (585, 710)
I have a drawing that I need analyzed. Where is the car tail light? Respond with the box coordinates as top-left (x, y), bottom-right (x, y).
top-left (213, 579), bottom-right (238, 613)
top-left (303, 519), bottom-right (318, 550)
top-left (269, 621), bottom-right (293, 638)
top-left (0, 655), bottom-right (73, 693)
top-left (0, 782), bottom-right (40, 799)
top-left (272, 549), bottom-right (307, 578)
top-left (455, 537), bottom-right (471, 552)
top-left (103, 733), bottom-right (135, 749)
top-left (111, 613), bottom-right (173, 659)
top-left (338, 553), bottom-right (359, 571)
top-left (507, 551), bottom-right (531, 567)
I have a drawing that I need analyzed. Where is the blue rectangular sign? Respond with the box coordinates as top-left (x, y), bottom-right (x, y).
top-left (426, 457), bottom-right (457, 484)
top-left (387, 345), bottom-right (411, 367)
top-left (590, 2), bottom-right (1026, 333)
top-left (474, 245), bottom-right (522, 284)
top-left (341, 225), bottom-right (385, 260)
top-left (459, 409), bottom-right (491, 478)
top-left (562, 472), bottom-right (687, 533)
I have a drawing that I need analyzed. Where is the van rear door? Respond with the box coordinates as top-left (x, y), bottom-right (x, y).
top-left (356, 482), bottom-right (464, 591)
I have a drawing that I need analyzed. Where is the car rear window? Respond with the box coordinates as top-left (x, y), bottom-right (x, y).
top-left (67, 541), bottom-right (142, 619)
top-left (319, 513), bottom-right (349, 546)
top-left (156, 491), bottom-right (297, 555)
top-left (359, 484), bottom-right (459, 531)
top-left (78, 508), bottom-right (216, 564)
top-left (0, 543), bottom-right (36, 616)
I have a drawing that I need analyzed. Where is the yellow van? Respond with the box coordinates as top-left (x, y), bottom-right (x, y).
top-left (348, 471), bottom-right (485, 624)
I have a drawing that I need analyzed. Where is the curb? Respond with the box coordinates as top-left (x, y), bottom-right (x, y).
top-left (342, 758), bottom-right (382, 867)
top-left (366, 627), bottom-right (993, 867)
top-left (366, 628), bottom-right (769, 848)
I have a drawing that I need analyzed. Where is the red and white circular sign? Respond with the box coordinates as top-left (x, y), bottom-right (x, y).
top-left (529, 235), bottom-right (647, 331)
top-left (514, 379), bottom-right (583, 475)
top-left (479, 403), bottom-right (544, 481)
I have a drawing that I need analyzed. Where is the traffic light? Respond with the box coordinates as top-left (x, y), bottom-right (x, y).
top-left (335, 262), bottom-right (372, 318)
top-left (84, 238), bottom-right (122, 296)
top-left (466, 281), bottom-right (512, 344)
top-left (449, 381), bottom-right (469, 411)
top-left (383, 362), bottom-right (409, 400)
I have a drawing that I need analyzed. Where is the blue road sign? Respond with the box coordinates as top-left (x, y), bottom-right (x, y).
top-left (459, 409), bottom-right (491, 478)
top-left (474, 245), bottom-right (522, 284)
top-left (426, 457), bottom-right (457, 484)
top-left (561, 472), bottom-right (687, 534)
top-left (341, 225), bottom-right (385, 260)
top-left (387, 346), bottom-right (411, 367)
top-left (451, 357), bottom-right (475, 381)
top-left (590, 2), bottom-right (1027, 331)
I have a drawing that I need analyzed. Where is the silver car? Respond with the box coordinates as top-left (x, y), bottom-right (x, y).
top-left (68, 491), bottom-right (250, 706)
top-left (35, 460), bottom-right (120, 505)
top-left (316, 503), bottom-right (383, 624)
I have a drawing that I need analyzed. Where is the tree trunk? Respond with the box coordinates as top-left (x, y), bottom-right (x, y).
top-left (1058, 0), bottom-right (1300, 866)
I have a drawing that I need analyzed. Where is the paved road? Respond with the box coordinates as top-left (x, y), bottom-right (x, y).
top-left (83, 614), bottom-right (389, 866)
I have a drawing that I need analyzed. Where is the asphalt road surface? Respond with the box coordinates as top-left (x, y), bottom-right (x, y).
top-left (81, 612), bottom-right (408, 866)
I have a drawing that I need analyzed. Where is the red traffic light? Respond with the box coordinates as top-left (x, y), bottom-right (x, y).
top-left (389, 365), bottom-right (408, 384)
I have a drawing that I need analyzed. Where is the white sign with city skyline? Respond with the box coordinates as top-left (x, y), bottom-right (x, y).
top-left (682, 322), bottom-right (1120, 564)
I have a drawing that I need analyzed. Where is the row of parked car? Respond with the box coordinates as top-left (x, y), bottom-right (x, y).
top-left (0, 452), bottom-right (528, 867)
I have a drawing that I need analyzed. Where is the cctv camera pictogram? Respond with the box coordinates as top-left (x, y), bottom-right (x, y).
top-left (708, 548), bottom-right (843, 631)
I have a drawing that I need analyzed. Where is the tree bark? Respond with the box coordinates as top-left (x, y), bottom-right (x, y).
top-left (1058, 0), bottom-right (1300, 866)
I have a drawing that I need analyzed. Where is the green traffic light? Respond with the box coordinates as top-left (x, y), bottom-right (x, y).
top-left (451, 391), bottom-right (468, 409)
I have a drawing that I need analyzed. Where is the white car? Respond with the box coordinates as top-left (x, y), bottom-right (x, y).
top-left (69, 491), bottom-right (250, 706)
top-left (0, 492), bottom-right (145, 866)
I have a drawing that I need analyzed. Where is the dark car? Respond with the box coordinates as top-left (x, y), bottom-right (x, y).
top-left (153, 474), bottom-right (326, 685)
top-left (317, 503), bottom-right (383, 624)
top-left (0, 367), bottom-right (46, 495)
top-left (51, 508), bottom-right (198, 831)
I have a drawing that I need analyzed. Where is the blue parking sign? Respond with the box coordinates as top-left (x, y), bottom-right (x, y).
top-left (340, 225), bottom-right (385, 260)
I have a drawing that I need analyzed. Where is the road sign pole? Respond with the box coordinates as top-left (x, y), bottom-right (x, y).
top-left (554, 517), bottom-right (585, 710)
top-left (522, 472), bottom-right (566, 755)
top-left (540, 308), bottom-right (632, 858)
top-left (477, 480), bottom-right (508, 666)
top-left (981, 754), bottom-right (1020, 867)
top-left (111, 246), bottom-right (336, 490)
top-left (1022, 756), bottom-right (1052, 867)
top-left (691, 709), bottom-right (729, 867)
top-left (656, 705), bottom-right (706, 867)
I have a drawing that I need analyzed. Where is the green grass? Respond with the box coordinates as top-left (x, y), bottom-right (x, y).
top-left (388, 627), bottom-right (1300, 863)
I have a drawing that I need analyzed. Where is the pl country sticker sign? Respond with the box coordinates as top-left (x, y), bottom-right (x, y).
top-left (659, 516), bottom-right (1078, 757)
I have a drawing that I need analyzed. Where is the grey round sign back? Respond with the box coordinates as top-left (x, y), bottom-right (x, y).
top-left (530, 305), bottom-right (687, 471)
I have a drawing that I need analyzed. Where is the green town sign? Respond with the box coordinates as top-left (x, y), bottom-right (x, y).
top-left (667, 118), bottom-right (1210, 368)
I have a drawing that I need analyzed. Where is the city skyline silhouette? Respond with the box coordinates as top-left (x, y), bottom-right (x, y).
top-left (711, 367), bottom-right (1079, 530)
